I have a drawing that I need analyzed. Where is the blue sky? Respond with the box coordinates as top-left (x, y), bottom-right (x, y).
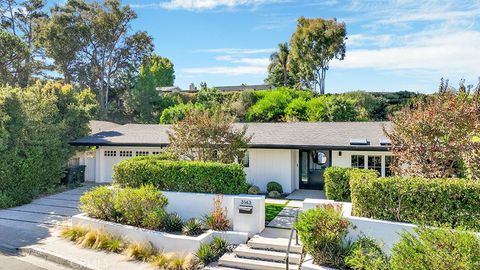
top-left (52, 0), bottom-right (480, 93)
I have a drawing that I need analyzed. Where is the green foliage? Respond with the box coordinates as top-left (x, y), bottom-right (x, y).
top-left (159, 102), bottom-right (202, 124)
top-left (80, 185), bottom-right (169, 229)
top-left (307, 95), bottom-right (357, 121)
top-left (79, 186), bottom-right (117, 222)
top-left (268, 190), bottom-right (281, 198)
top-left (182, 218), bottom-right (205, 236)
top-left (246, 88), bottom-right (294, 121)
top-left (284, 97), bottom-right (309, 121)
top-left (0, 82), bottom-right (97, 208)
top-left (113, 156), bottom-right (248, 194)
top-left (350, 173), bottom-right (480, 230)
top-left (247, 185), bottom-right (261, 195)
top-left (295, 205), bottom-right (352, 268)
top-left (163, 213), bottom-right (184, 232)
top-left (345, 235), bottom-right (390, 270)
top-left (390, 227), bottom-right (480, 270)
top-left (266, 181), bottom-right (283, 193)
top-left (60, 226), bottom-right (89, 242)
top-left (195, 237), bottom-right (230, 267)
top-left (0, 30), bottom-right (30, 86)
top-left (142, 208), bottom-right (168, 230)
top-left (114, 185), bottom-right (168, 227)
top-left (324, 167), bottom-right (375, 202)
top-left (265, 203), bottom-right (287, 222)
top-left (125, 54), bottom-right (175, 123)
top-left (289, 17), bottom-right (347, 93)
top-left (324, 167), bottom-right (352, 202)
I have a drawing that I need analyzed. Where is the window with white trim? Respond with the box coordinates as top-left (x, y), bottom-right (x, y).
top-left (119, 151), bottom-right (132, 157)
top-left (104, 150), bottom-right (117, 157)
top-left (135, 151), bottom-right (149, 156)
top-left (385, 155), bottom-right (394, 177)
top-left (351, 155), bottom-right (365, 169)
top-left (368, 156), bottom-right (382, 175)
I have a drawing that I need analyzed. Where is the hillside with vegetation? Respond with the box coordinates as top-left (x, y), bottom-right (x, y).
top-left (126, 88), bottom-right (421, 124)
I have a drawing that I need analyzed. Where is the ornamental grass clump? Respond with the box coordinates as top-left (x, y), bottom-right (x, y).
top-left (203, 195), bottom-right (230, 231)
top-left (294, 204), bottom-right (352, 268)
top-left (125, 242), bottom-right (156, 262)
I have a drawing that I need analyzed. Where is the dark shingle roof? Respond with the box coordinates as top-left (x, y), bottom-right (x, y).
top-left (72, 122), bottom-right (391, 151)
top-left (89, 120), bottom-right (122, 135)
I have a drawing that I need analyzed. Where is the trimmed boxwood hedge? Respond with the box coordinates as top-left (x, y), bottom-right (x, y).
top-left (113, 156), bottom-right (248, 194)
top-left (324, 167), bottom-right (377, 202)
top-left (350, 172), bottom-right (480, 230)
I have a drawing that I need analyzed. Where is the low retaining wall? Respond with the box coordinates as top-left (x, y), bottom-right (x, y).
top-left (161, 191), bottom-right (265, 236)
top-left (72, 214), bottom-right (248, 254)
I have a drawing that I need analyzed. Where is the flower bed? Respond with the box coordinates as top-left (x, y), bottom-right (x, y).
top-left (71, 213), bottom-right (248, 254)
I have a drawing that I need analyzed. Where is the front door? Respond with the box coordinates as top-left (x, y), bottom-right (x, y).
top-left (299, 150), bottom-right (330, 189)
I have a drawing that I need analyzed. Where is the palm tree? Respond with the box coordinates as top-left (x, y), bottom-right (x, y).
top-left (268, 42), bottom-right (290, 86)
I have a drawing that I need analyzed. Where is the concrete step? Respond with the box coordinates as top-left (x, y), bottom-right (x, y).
top-left (219, 253), bottom-right (298, 270)
top-left (234, 244), bottom-right (301, 264)
top-left (247, 236), bottom-right (302, 254)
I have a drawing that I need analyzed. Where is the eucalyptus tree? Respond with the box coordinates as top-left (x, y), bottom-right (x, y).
top-left (289, 17), bottom-right (347, 94)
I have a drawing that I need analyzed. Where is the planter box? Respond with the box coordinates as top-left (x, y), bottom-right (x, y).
top-left (72, 214), bottom-right (248, 254)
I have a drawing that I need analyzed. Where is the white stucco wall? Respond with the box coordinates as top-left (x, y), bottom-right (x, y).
top-left (331, 150), bottom-right (392, 177)
top-left (244, 148), bottom-right (298, 193)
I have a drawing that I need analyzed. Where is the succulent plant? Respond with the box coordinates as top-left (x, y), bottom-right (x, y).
top-left (182, 218), bottom-right (205, 236)
top-left (164, 213), bottom-right (183, 232)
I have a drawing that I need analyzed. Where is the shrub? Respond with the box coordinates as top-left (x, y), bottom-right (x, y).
top-left (294, 205), bottom-right (352, 268)
top-left (266, 181), bottom-right (283, 193)
top-left (182, 218), bottom-right (205, 236)
top-left (324, 168), bottom-right (377, 202)
top-left (167, 254), bottom-right (194, 270)
top-left (164, 213), bottom-right (184, 232)
top-left (350, 174), bottom-right (480, 230)
top-left (125, 242), bottom-right (156, 262)
top-left (150, 253), bottom-right (170, 269)
top-left (113, 157), bottom-right (248, 194)
top-left (345, 235), bottom-right (389, 270)
top-left (268, 190), bottom-right (281, 198)
top-left (142, 208), bottom-right (168, 230)
top-left (79, 186), bottom-right (117, 222)
top-left (324, 167), bottom-right (352, 202)
top-left (390, 227), bottom-right (480, 270)
top-left (247, 185), bottom-right (261, 195)
top-left (114, 185), bottom-right (168, 227)
top-left (203, 195), bottom-right (230, 231)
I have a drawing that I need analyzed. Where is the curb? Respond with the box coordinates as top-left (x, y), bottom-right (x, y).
top-left (19, 246), bottom-right (95, 270)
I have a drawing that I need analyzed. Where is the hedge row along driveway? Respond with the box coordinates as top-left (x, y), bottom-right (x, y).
top-left (113, 156), bottom-right (248, 194)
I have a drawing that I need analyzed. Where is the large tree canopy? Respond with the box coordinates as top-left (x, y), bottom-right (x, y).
top-left (265, 42), bottom-right (297, 88)
top-left (289, 17), bottom-right (347, 94)
top-left (167, 109), bottom-right (252, 163)
top-left (38, 0), bottom-right (154, 115)
top-left (0, 30), bottom-right (30, 86)
top-left (124, 54), bottom-right (175, 123)
top-left (386, 79), bottom-right (480, 179)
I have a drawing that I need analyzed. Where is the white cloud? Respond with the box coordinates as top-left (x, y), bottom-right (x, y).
top-left (130, 0), bottom-right (278, 10)
top-left (182, 48), bottom-right (270, 76)
top-left (333, 30), bottom-right (480, 77)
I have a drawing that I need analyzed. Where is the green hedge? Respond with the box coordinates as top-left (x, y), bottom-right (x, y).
top-left (350, 173), bottom-right (480, 230)
top-left (324, 167), bottom-right (377, 202)
top-left (113, 156), bottom-right (248, 194)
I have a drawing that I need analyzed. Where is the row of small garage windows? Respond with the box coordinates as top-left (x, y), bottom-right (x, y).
top-left (104, 150), bottom-right (162, 157)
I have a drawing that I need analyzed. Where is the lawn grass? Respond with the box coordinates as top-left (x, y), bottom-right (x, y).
top-left (265, 202), bottom-right (288, 222)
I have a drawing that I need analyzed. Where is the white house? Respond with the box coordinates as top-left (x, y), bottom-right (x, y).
top-left (70, 121), bottom-right (393, 193)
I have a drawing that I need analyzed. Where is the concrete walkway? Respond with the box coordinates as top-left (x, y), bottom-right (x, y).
top-left (0, 184), bottom-right (96, 250)
top-left (285, 189), bottom-right (326, 200)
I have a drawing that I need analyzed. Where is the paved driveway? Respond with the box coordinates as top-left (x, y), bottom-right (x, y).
top-left (0, 184), bottom-right (96, 250)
